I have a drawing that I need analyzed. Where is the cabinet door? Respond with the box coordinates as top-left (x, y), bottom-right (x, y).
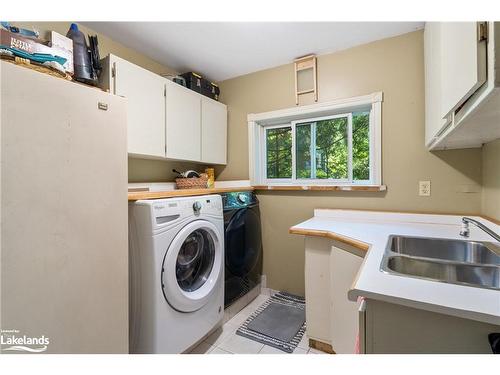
top-left (440, 22), bottom-right (487, 119)
top-left (111, 55), bottom-right (166, 158)
top-left (165, 80), bottom-right (201, 162)
top-left (424, 23), bottom-right (450, 146)
top-left (304, 236), bottom-right (333, 346)
top-left (201, 97), bottom-right (227, 164)
top-left (330, 245), bottom-right (364, 354)
top-left (1, 62), bottom-right (128, 353)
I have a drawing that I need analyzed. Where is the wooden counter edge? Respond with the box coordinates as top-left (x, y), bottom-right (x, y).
top-left (128, 186), bottom-right (254, 201)
top-left (288, 227), bottom-right (370, 252)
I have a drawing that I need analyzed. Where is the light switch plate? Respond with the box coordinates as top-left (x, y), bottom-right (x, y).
top-left (419, 181), bottom-right (431, 196)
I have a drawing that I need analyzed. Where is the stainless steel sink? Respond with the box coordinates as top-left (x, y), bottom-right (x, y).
top-left (390, 236), bottom-right (500, 266)
top-left (381, 235), bottom-right (500, 290)
top-left (386, 256), bottom-right (500, 290)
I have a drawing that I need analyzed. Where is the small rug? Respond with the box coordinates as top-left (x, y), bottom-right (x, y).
top-left (236, 292), bottom-right (306, 353)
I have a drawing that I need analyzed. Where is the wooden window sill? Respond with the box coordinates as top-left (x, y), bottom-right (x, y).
top-left (253, 185), bottom-right (387, 192)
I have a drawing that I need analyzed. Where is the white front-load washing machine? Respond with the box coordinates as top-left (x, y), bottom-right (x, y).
top-left (128, 195), bottom-right (224, 353)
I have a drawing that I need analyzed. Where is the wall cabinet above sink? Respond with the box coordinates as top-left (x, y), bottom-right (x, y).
top-left (100, 54), bottom-right (227, 164)
top-left (424, 22), bottom-right (500, 150)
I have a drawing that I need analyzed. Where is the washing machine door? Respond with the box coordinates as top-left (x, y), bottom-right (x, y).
top-left (162, 220), bottom-right (223, 312)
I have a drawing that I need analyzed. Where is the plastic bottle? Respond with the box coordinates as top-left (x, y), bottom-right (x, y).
top-left (205, 168), bottom-right (215, 188)
top-left (66, 23), bottom-right (95, 84)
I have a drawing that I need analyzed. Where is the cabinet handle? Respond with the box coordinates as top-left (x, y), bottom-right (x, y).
top-left (477, 22), bottom-right (488, 42)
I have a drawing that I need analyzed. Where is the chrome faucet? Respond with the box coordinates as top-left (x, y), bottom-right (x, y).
top-left (460, 217), bottom-right (500, 242)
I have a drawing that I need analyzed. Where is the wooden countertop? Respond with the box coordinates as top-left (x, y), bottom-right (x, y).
top-left (128, 183), bottom-right (388, 201)
top-left (128, 186), bottom-right (254, 201)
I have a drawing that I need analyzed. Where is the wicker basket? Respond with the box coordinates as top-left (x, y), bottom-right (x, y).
top-left (175, 175), bottom-right (208, 189)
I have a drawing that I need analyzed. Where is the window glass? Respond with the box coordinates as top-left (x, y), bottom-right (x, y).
top-left (315, 117), bottom-right (348, 179)
top-left (295, 123), bottom-right (312, 178)
top-left (266, 127), bottom-right (292, 179)
top-left (352, 111), bottom-right (370, 181)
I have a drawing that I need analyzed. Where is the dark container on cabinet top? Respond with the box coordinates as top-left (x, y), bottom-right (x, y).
top-left (201, 80), bottom-right (220, 101)
top-left (180, 72), bottom-right (203, 93)
top-left (181, 72), bottom-right (220, 101)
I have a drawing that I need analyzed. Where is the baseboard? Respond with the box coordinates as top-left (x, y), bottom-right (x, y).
top-left (261, 287), bottom-right (279, 296)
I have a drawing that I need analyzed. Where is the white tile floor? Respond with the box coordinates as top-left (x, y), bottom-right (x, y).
top-left (189, 294), bottom-right (326, 354)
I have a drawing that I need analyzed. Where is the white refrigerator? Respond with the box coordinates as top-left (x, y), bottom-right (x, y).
top-left (1, 61), bottom-right (128, 353)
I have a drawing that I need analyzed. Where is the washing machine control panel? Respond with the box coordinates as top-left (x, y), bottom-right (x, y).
top-left (150, 195), bottom-right (223, 224)
top-left (190, 196), bottom-right (223, 215)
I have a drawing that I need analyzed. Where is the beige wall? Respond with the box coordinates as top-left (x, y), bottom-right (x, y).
top-left (15, 22), bottom-right (204, 182)
top-left (128, 157), bottom-right (208, 183)
top-left (217, 31), bottom-right (484, 296)
top-left (481, 138), bottom-right (500, 220)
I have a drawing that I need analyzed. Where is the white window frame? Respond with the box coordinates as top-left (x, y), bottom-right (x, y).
top-left (248, 92), bottom-right (383, 187)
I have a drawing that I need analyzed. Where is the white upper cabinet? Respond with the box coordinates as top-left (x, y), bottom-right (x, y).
top-left (100, 54), bottom-right (227, 163)
top-left (105, 55), bottom-right (166, 158)
top-left (439, 22), bottom-right (487, 120)
top-left (201, 97), bottom-right (227, 165)
top-left (424, 22), bottom-right (500, 150)
top-left (165, 79), bottom-right (202, 162)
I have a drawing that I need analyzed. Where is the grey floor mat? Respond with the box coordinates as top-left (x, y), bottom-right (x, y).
top-left (247, 302), bottom-right (305, 342)
top-left (236, 292), bottom-right (306, 353)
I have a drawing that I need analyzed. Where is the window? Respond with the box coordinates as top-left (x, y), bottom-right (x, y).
top-left (248, 92), bottom-right (382, 187)
top-left (266, 112), bottom-right (370, 183)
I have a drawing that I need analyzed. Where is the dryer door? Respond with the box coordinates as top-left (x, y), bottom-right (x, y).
top-left (162, 220), bottom-right (223, 312)
top-left (225, 206), bottom-right (262, 278)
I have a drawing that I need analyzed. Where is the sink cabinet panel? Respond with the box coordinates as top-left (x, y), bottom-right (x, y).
top-left (363, 299), bottom-right (499, 354)
top-left (304, 236), bottom-right (364, 354)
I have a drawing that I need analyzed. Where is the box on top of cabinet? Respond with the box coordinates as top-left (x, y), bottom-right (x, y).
top-left (181, 71), bottom-right (220, 101)
top-left (50, 31), bottom-right (74, 75)
top-left (180, 72), bottom-right (203, 93)
top-left (201, 80), bottom-right (220, 101)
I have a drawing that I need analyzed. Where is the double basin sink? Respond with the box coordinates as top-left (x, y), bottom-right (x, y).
top-left (381, 236), bottom-right (500, 290)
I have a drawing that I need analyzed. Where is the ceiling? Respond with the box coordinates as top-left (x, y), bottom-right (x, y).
top-left (85, 22), bottom-right (424, 82)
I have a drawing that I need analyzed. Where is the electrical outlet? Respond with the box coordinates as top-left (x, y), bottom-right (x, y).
top-left (419, 181), bottom-right (431, 196)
